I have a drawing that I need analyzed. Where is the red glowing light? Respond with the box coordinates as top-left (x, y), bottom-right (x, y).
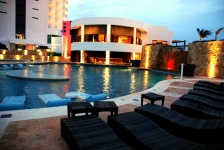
top-left (166, 59), bottom-right (174, 70)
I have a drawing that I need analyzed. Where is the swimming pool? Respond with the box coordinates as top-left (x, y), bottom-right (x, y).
top-left (0, 64), bottom-right (176, 109)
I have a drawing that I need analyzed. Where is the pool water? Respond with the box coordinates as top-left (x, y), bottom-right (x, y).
top-left (0, 64), bottom-right (176, 109)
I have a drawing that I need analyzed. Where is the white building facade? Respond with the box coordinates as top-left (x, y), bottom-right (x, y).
top-left (0, 0), bottom-right (68, 51)
top-left (69, 17), bottom-right (174, 64)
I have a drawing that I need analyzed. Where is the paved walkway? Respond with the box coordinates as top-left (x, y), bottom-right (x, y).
top-left (0, 76), bottom-right (224, 139)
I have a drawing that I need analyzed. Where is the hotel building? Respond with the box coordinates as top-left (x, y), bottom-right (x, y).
top-left (0, 0), bottom-right (68, 51)
top-left (65, 17), bottom-right (174, 64)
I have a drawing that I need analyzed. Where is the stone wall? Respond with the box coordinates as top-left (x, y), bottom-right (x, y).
top-left (187, 40), bottom-right (224, 78)
top-left (140, 45), bottom-right (188, 73)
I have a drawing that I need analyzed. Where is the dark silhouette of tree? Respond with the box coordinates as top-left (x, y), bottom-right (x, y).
top-left (0, 43), bottom-right (7, 49)
top-left (215, 27), bottom-right (224, 40)
top-left (197, 28), bottom-right (212, 40)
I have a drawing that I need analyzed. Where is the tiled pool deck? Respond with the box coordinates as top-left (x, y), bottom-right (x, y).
top-left (1, 75), bottom-right (224, 140)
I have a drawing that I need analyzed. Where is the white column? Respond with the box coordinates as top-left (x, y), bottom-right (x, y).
top-left (133, 27), bottom-right (136, 44)
top-left (81, 25), bottom-right (85, 42)
top-left (106, 51), bottom-right (110, 64)
top-left (80, 25), bottom-right (85, 63)
top-left (106, 24), bottom-right (111, 42)
top-left (132, 52), bottom-right (135, 60)
top-left (80, 50), bottom-right (85, 63)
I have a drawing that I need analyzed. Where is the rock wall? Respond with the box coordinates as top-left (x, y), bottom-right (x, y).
top-left (140, 45), bottom-right (188, 73)
top-left (187, 40), bottom-right (224, 78)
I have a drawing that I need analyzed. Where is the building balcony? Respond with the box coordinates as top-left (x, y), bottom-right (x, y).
top-left (71, 42), bottom-right (142, 53)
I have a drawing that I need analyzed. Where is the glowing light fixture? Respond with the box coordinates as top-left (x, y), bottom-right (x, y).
top-left (24, 50), bottom-right (28, 55)
top-left (207, 42), bottom-right (221, 78)
top-left (144, 46), bottom-right (150, 68)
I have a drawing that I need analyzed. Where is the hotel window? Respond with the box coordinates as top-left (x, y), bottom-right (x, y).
top-left (0, 11), bottom-right (7, 14)
top-left (0, 1), bottom-right (7, 14)
top-left (32, 17), bottom-right (38, 19)
top-left (0, 1), bottom-right (7, 4)
top-left (32, 8), bottom-right (38, 10)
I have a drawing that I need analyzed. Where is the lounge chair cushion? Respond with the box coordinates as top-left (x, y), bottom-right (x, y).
top-left (47, 98), bottom-right (71, 107)
top-left (85, 94), bottom-right (107, 102)
top-left (61, 116), bottom-right (132, 150)
top-left (171, 99), bottom-right (224, 119)
top-left (0, 103), bottom-right (24, 111)
top-left (0, 96), bottom-right (25, 111)
top-left (65, 91), bottom-right (91, 99)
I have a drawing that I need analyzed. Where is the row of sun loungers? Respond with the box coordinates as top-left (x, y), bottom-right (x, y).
top-left (61, 80), bottom-right (224, 149)
top-left (171, 80), bottom-right (224, 119)
top-left (61, 104), bottom-right (224, 149)
top-left (108, 112), bottom-right (223, 149)
top-left (135, 103), bottom-right (224, 143)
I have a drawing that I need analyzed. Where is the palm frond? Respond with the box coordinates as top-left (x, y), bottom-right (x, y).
top-left (197, 28), bottom-right (200, 34)
top-left (216, 27), bottom-right (224, 35)
top-left (197, 28), bottom-right (212, 40)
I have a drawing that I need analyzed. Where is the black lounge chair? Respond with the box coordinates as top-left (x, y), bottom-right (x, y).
top-left (61, 116), bottom-right (132, 150)
top-left (171, 99), bottom-right (224, 119)
top-left (193, 85), bottom-right (224, 96)
top-left (198, 80), bottom-right (224, 88)
top-left (108, 112), bottom-right (224, 149)
top-left (179, 94), bottom-right (224, 111)
top-left (194, 82), bottom-right (224, 91)
top-left (135, 103), bottom-right (224, 143)
top-left (188, 89), bottom-right (224, 103)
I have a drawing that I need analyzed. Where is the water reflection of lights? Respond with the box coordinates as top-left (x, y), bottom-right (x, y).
top-left (143, 71), bottom-right (149, 89)
top-left (130, 73), bottom-right (136, 93)
top-left (166, 74), bottom-right (172, 79)
top-left (77, 66), bottom-right (84, 92)
top-left (103, 67), bottom-right (110, 94)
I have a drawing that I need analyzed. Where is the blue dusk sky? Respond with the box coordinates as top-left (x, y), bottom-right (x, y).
top-left (68, 0), bottom-right (224, 44)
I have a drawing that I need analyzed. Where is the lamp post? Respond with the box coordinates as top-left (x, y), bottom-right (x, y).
top-left (180, 63), bottom-right (184, 80)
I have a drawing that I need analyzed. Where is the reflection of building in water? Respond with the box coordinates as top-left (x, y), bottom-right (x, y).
top-left (103, 67), bottom-right (110, 94)
top-left (77, 66), bottom-right (84, 92)
top-left (62, 64), bottom-right (72, 92)
top-left (130, 73), bottom-right (136, 93)
top-left (143, 71), bottom-right (149, 89)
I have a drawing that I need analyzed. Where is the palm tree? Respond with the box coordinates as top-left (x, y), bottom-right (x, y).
top-left (197, 28), bottom-right (212, 40)
top-left (215, 27), bottom-right (224, 40)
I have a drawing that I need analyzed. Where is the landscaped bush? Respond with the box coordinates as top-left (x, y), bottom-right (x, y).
top-left (47, 52), bottom-right (62, 56)
top-left (37, 45), bottom-right (49, 49)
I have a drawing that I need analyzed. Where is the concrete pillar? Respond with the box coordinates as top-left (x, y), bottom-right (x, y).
top-left (132, 52), bottom-right (135, 60)
top-left (81, 25), bottom-right (85, 42)
top-left (133, 27), bottom-right (136, 44)
top-left (106, 24), bottom-right (111, 42)
top-left (106, 51), bottom-right (110, 64)
top-left (80, 50), bottom-right (85, 63)
top-left (80, 25), bottom-right (85, 63)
